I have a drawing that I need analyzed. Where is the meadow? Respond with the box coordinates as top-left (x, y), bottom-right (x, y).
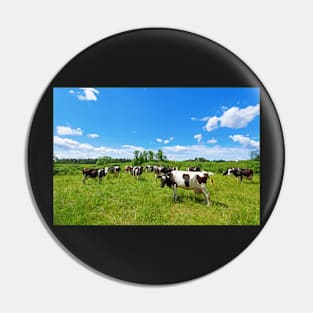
top-left (53, 161), bottom-right (260, 225)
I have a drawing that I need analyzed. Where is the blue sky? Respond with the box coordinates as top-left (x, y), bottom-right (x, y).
top-left (54, 87), bottom-right (260, 161)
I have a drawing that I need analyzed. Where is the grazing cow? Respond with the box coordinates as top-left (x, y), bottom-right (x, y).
top-left (154, 166), bottom-right (173, 180)
top-left (82, 168), bottom-right (106, 184)
top-left (106, 166), bottom-right (120, 177)
top-left (145, 165), bottom-right (154, 172)
top-left (132, 166), bottom-right (143, 180)
top-left (113, 165), bottom-right (120, 176)
top-left (203, 171), bottom-right (215, 184)
top-left (160, 170), bottom-right (210, 206)
top-left (187, 166), bottom-right (201, 171)
top-left (169, 166), bottom-right (178, 171)
top-left (223, 168), bottom-right (253, 182)
top-left (125, 165), bottom-right (133, 173)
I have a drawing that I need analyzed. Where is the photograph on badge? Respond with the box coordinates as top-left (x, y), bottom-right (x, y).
top-left (53, 87), bottom-right (260, 225)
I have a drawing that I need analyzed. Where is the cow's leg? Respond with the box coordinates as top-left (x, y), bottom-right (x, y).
top-left (201, 185), bottom-right (210, 206)
top-left (82, 175), bottom-right (87, 184)
top-left (173, 184), bottom-right (178, 202)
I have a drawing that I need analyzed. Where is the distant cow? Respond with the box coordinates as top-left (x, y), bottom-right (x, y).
top-left (169, 166), bottom-right (178, 171)
top-left (223, 168), bottom-right (253, 182)
top-left (125, 165), bottom-right (133, 173)
top-left (154, 166), bottom-right (173, 180)
top-left (187, 166), bottom-right (201, 171)
top-left (160, 170), bottom-right (210, 206)
top-left (106, 166), bottom-right (120, 177)
top-left (82, 168), bottom-right (106, 184)
top-left (132, 166), bottom-right (143, 180)
top-left (145, 165), bottom-right (155, 172)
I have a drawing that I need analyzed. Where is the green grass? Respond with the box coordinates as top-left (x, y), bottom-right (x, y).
top-left (53, 170), bottom-right (260, 225)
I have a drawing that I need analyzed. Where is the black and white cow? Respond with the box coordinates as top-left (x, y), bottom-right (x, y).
top-left (145, 165), bottom-right (155, 172)
top-left (82, 168), bottom-right (106, 184)
top-left (223, 168), bottom-right (253, 182)
top-left (131, 166), bottom-right (143, 180)
top-left (160, 170), bottom-right (210, 206)
top-left (187, 166), bottom-right (201, 172)
top-left (106, 166), bottom-right (120, 177)
top-left (154, 166), bottom-right (173, 180)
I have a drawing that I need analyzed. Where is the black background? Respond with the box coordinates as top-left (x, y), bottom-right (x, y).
top-left (27, 28), bottom-right (284, 284)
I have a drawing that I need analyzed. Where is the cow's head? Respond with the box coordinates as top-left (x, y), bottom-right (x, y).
top-left (223, 168), bottom-right (233, 176)
top-left (160, 173), bottom-right (174, 188)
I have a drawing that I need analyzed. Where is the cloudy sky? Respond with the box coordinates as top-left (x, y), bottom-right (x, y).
top-left (54, 87), bottom-right (260, 161)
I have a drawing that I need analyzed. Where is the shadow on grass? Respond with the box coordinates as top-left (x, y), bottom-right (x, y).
top-left (137, 177), bottom-right (148, 182)
top-left (210, 200), bottom-right (229, 208)
top-left (244, 180), bottom-right (259, 185)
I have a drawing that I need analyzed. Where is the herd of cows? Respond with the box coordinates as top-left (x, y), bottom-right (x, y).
top-left (81, 165), bottom-right (254, 207)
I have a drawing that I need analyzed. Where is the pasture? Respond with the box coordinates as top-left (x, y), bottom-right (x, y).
top-left (53, 162), bottom-right (260, 225)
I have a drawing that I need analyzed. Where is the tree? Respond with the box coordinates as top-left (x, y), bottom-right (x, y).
top-left (133, 150), bottom-right (140, 160)
top-left (142, 150), bottom-right (148, 162)
top-left (133, 150), bottom-right (142, 166)
top-left (250, 150), bottom-right (260, 161)
top-left (155, 149), bottom-right (167, 162)
top-left (148, 150), bottom-right (154, 162)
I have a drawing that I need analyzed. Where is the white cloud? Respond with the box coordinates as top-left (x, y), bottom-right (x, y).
top-left (54, 136), bottom-right (255, 161)
top-left (70, 88), bottom-right (99, 101)
top-left (163, 144), bottom-right (255, 161)
top-left (193, 133), bottom-right (202, 143)
top-left (204, 104), bottom-right (260, 132)
top-left (207, 138), bottom-right (217, 144)
top-left (87, 133), bottom-right (99, 139)
top-left (205, 116), bottom-right (219, 132)
top-left (54, 136), bottom-right (146, 159)
top-left (156, 136), bottom-right (174, 144)
top-left (191, 116), bottom-right (209, 122)
top-left (229, 134), bottom-right (259, 150)
top-left (121, 145), bottom-right (145, 151)
top-left (56, 126), bottom-right (83, 136)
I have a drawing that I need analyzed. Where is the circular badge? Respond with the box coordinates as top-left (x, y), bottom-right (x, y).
top-left (28, 28), bottom-right (284, 284)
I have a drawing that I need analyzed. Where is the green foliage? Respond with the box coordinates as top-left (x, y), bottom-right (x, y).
top-left (155, 149), bottom-right (167, 162)
top-left (250, 150), bottom-right (260, 161)
top-left (53, 164), bottom-right (83, 175)
top-left (148, 150), bottom-right (154, 162)
top-left (54, 160), bottom-right (260, 176)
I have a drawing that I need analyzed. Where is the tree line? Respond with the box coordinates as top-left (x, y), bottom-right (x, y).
top-left (54, 149), bottom-right (260, 166)
top-left (132, 149), bottom-right (168, 166)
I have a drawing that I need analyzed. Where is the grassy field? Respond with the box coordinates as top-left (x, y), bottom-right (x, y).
top-left (53, 164), bottom-right (260, 225)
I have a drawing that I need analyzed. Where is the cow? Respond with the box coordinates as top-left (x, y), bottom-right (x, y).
top-left (170, 166), bottom-right (179, 171)
top-left (145, 165), bottom-right (155, 172)
top-left (203, 171), bottom-right (215, 184)
top-left (223, 168), bottom-right (253, 182)
top-left (124, 165), bottom-right (133, 173)
top-left (105, 166), bottom-right (120, 177)
top-left (131, 166), bottom-right (143, 180)
top-left (160, 170), bottom-right (210, 206)
top-left (82, 168), bottom-right (106, 184)
top-left (154, 166), bottom-right (173, 180)
top-left (187, 166), bottom-right (201, 171)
